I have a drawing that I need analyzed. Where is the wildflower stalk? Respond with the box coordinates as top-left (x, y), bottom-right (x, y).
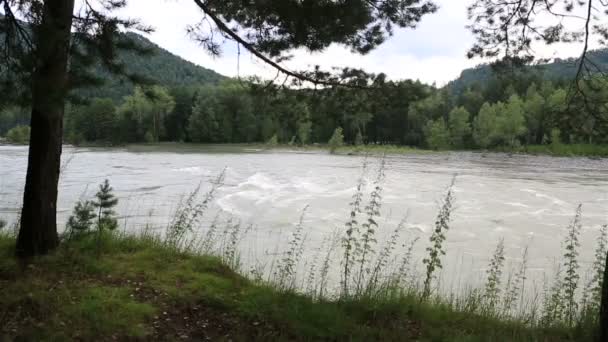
top-left (422, 176), bottom-right (456, 300)
top-left (341, 158), bottom-right (368, 297)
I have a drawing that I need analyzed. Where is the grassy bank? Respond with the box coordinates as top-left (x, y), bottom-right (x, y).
top-left (87, 141), bottom-right (608, 158)
top-left (520, 144), bottom-right (608, 157)
top-left (0, 232), bottom-right (580, 341)
top-left (1, 158), bottom-right (604, 341)
top-left (118, 142), bottom-right (431, 156)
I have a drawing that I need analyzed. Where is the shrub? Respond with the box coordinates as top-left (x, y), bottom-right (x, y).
top-left (483, 238), bottom-right (505, 312)
top-left (276, 206), bottom-right (309, 290)
top-left (422, 177), bottom-right (456, 299)
top-left (65, 179), bottom-right (119, 242)
top-left (562, 204), bottom-right (582, 327)
top-left (66, 200), bottom-right (97, 236)
top-left (266, 134), bottom-right (278, 146)
top-left (94, 179), bottom-right (119, 232)
top-left (166, 170), bottom-right (225, 249)
top-left (328, 127), bottom-right (344, 153)
top-left (5, 125), bottom-right (30, 144)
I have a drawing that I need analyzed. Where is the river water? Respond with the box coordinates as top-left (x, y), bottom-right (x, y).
top-left (1, 144), bottom-right (608, 291)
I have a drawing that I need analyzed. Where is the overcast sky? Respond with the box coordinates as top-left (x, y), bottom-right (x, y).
top-left (112, 0), bottom-right (590, 86)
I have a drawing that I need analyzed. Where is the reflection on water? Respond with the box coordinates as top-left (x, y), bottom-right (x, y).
top-left (1, 144), bottom-right (608, 288)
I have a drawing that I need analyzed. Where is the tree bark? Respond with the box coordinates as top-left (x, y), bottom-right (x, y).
top-left (15, 0), bottom-right (75, 258)
top-left (600, 251), bottom-right (608, 341)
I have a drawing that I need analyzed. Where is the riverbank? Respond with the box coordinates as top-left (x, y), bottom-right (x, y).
top-left (111, 142), bottom-right (608, 158)
top-left (5, 140), bottom-right (608, 158)
top-left (0, 233), bottom-right (583, 341)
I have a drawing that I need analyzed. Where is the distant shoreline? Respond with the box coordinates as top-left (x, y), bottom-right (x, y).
top-left (3, 141), bottom-right (608, 158)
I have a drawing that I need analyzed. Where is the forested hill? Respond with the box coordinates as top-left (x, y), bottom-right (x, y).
top-left (448, 48), bottom-right (608, 94)
top-left (76, 32), bottom-right (227, 101)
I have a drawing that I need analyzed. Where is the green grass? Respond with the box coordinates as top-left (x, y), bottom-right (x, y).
top-left (0, 232), bottom-right (586, 341)
top-left (67, 141), bottom-right (608, 158)
top-left (522, 144), bottom-right (608, 157)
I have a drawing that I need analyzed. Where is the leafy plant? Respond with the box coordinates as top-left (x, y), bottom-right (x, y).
top-left (422, 177), bottom-right (456, 300)
top-left (266, 134), bottom-right (278, 146)
top-left (328, 127), bottom-right (345, 153)
top-left (166, 170), bottom-right (225, 248)
top-left (355, 157), bottom-right (386, 295)
top-left (341, 159), bottom-right (368, 297)
top-left (502, 245), bottom-right (529, 317)
top-left (5, 125), bottom-right (30, 144)
top-left (276, 206), bottom-right (309, 290)
top-left (483, 238), bottom-right (505, 313)
top-left (562, 204), bottom-right (582, 327)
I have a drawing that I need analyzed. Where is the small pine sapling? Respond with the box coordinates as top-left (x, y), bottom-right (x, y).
top-left (66, 200), bottom-right (97, 237)
top-left (94, 179), bottom-right (119, 232)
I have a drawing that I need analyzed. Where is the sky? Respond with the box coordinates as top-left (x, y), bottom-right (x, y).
top-left (112, 0), bottom-right (591, 86)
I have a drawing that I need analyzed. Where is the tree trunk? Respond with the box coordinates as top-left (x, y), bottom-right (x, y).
top-left (15, 0), bottom-right (75, 258)
top-left (600, 251), bottom-right (608, 341)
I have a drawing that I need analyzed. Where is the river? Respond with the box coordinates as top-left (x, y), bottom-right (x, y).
top-left (1, 144), bottom-right (607, 292)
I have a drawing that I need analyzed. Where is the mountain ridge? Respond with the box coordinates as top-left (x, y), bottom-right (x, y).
top-left (447, 48), bottom-right (608, 93)
top-left (75, 31), bottom-right (227, 100)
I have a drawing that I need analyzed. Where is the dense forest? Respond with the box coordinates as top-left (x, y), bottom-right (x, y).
top-left (2, 31), bottom-right (608, 150)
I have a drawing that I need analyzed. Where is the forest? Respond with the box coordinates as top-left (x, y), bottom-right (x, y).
top-left (2, 28), bottom-right (607, 152)
top-left (3, 63), bottom-right (607, 152)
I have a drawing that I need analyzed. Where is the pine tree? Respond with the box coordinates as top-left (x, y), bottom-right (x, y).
top-left (66, 201), bottom-right (96, 236)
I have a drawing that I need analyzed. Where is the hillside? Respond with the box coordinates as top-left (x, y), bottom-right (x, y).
top-left (75, 32), bottom-right (227, 101)
top-left (447, 48), bottom-right (608, 93)
top-left (0, 16), bottom-right (226, 101)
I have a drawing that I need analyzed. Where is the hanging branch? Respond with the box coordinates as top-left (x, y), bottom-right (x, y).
top-left (192, 0), bottom-right (374, 89)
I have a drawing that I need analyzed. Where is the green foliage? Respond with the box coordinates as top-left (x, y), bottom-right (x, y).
top-left (205, 1), bottom-right (438, 56)
top-left (266, 134), bottom-right (278, 146)
top-left (342, 161), bottom-right (367, 297)
top-left (66, 201), bottom-right (97, 235)
top-left (474, 102), bottom-right (500, 148)
top-left (166, 171), bottom-right (225, 250)
top-left (483, 238), bottom-right (506, 312)
top-left (65, 98), bottom-right (117, 144)
top-left (499, 95), bottom-right (527, 148)
top-left (0, 230), bottom-right (579, 342)
top-left (551, 128), bottom-right (562, 147)
top-left (422, 178), bottom-right (455, 300)
top-left (328, 127), bottom-right (345, 153)
top-left (94, 179), bottom-right (119, 232)
top-left (187, 88), bottom-right (220, 143)
top-left (73, 32), bottom-right (225, 101)
top-left (276, 206), bottom-right (308, 290)
top-left (424, 119), bottom-right (450, 150)
top-left (116, 86), bottom-right (175, 143)
top-left (296, 104), bottom-right (313, 145)
top-left (354, 158), bottom-right (385, 296)
top-left (5, 125), bottom-right (30, 144)
top-left (0, 106), bottom-right (29, 136)
top-left (447, 106), bottom-right (472, 148)
top-left (562, 205), bottom-right (582, 327)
